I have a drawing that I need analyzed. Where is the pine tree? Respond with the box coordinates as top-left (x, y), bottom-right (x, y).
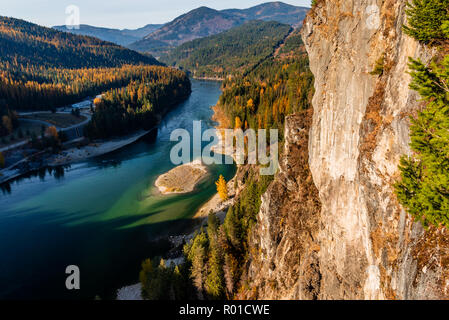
top-left (216, 175), bottom-right (228, 201)
top-left (403, 0), bottom-right (449, 43)
top-left (207, 212), bottom-right (220, 248)
top-left (205, 247), bottom-right (225, 300)
top-left (224, 206), bottom-right (241, 248)
top-left (395, 56), bottom-right (449, 228)
top-left (139, 259), bottom-right (154, 300)
top-left (185, 230), bottom-right (209, 299)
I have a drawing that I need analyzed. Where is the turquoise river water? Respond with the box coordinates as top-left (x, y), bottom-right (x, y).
top-left (0, 80), bottom-right (235, 299)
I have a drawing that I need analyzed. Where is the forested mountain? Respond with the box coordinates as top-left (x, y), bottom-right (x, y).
top-left (128, 2), bottom-right (309, 56)
top-left (161, 21), bottom-right (292, 79)
top-left (0, 16), bottom-right (159, 69)
top-left (128, 7), bottom-right (245, 56)
top-left (53, 24), bottom-right (162, 46)
top-left (0, 15), bottom-right (166, 135)
top-left (222, 2), bottom-right (309, 27)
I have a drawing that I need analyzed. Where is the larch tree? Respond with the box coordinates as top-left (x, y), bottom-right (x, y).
top-left (216, 175), bottom-right (228, 201)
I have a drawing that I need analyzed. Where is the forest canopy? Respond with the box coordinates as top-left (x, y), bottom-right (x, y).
top-left (161, 21), bottom-right (292, 79)
top-left (85, 66), bottom-right (191, 139)
top-left (0, 16), bottom-right (170, 136)
top-left (396, 0), bottom-right (449, 228)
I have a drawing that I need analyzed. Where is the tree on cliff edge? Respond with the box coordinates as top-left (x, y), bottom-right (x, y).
top-left (395, 56), bottom-right (449, 228)
top-left (403, 0), bottom-right (449, 44)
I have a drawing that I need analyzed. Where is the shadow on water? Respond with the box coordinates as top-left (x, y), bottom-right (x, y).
top-left (1, 128), bottom-right (161, 195)
top-left (0, 205), bottom-right (194, 300)
top-left (0, 79), bottom-right (232, 300)
top-left (1, 165), bottom-right (69, 195)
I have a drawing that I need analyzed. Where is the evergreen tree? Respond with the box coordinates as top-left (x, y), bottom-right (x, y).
top-left (224, 206), bottom-right (241, 248)
top-left (205, 248), bottom-right (225, 300)
top-left (185, 230), bottom-right (209, 299)
top-left (205, 212), bottom-right (225, 299)
top-left (403, 0), bottom-right (449, 43)
top-left (395, 56), bottom-right (449, 228)
top-left (139, 258), bottom-right (154, 300)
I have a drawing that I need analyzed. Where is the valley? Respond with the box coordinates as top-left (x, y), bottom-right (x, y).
top-left (1, 0), bottom-right (448, 303)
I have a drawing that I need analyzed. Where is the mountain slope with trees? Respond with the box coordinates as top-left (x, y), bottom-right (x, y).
top-left (128, 7), bottom-right (245, 56)
top-left (0, 16), bottom-right (168, 136)
top-left (128, 2), bottom-right (309, 56)
top-left (161, 21), bottom-right (292, 79)
top-left (0, 16), bottom-right (159, 68)
top-left (222, 1), bottom-right (309, 27)
top-left (86, 66), bottom-right (191, 139)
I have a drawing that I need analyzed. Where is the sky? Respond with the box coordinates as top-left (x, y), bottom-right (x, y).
top-left (0, 0), bottom-right (311, 29)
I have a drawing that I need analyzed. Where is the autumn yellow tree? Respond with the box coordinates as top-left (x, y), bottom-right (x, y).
top-left (0, 151), bottom-right (5, 168)
top-left (216, 175), bottom-right (228, 201)
top-left (93, 97), bottom-right (103, 107)
top-left (45, 126), bottom-right (59, 140)
top-left (234, 116), bottom-right (242, 130)
top-left (247, 98), bottom-right (254, 111)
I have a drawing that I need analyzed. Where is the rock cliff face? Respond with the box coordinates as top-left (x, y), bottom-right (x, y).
top-left (246, 0), bottom-right (449, 299)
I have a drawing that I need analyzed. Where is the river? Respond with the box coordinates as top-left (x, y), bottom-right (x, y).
top-left (0, 80), bottom-right (235, 300)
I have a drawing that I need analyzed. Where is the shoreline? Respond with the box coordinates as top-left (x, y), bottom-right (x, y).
top-left (194, 105), bottom-right (241, 219)
top-left (50, 130), bottom-right (151, 167)
top-left (0, 86), bottom-right (192, 186)
top-left (192, 76), bottom-right (224, 81)
top-left (0, 130), bottom-right (152, 185)
top-left (115, 87), bottom-right (241, 300)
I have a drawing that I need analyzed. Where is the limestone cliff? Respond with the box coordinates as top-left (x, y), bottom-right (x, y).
top-left (245, 0), bottom-right (449, 300)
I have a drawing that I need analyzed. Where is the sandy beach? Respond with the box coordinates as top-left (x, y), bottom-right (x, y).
top-left (155, 160), bottom-right (208, 195)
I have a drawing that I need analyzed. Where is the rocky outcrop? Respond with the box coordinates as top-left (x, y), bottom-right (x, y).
top-left (244, 111), bottom-right (322, 300)
top-left (246, 0), bottom-right (449, 300)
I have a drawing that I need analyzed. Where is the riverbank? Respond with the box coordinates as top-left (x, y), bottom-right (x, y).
top-left (192, 76), bottom-right (224, 81)
top-left (50, 130), bottom-right (151, 166)
top-left (0, 130), bottom-right (151, 185)
top-left (155, 160), bottom-right (208, 195)
top-left (0, 79), bottom-right (233, 300)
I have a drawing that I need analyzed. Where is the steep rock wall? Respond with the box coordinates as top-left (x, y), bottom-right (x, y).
top-left (246, 0), bottom-right (449, 300)
top-left (245, 111), bottom-right (322, 300)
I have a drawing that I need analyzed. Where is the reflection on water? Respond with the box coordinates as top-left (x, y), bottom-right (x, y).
top-left (1, 166), bottom-right (68, 195)
top-left (0, 80), bottom-right (234, 300)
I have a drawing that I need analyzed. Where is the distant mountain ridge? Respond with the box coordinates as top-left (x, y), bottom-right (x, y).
top-left (222, 2), bottom-right (309, 27)
top-left (53, 24), bottom-right (162, 46)
top-left (128, 7), bottom-right (245, 56)
top-left (128, 2), bottom-right (309, 56)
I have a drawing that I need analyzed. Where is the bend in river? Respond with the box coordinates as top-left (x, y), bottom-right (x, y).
top-left (0, 80), bottom-right (235, 300)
